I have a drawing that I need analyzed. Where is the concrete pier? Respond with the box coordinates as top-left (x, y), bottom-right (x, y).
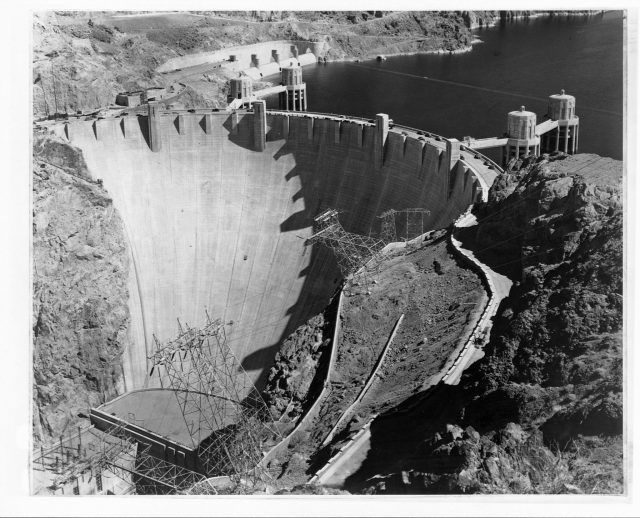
top-left (148, 102), bottom-right (161, 152)
top-left (253, 100), bottom-right (267, 151)
top-left (446, 138), bottom-right (461, 166)
top-left (374, 114), bottom-right (389, 170)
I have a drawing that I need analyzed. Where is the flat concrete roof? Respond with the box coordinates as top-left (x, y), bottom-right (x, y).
top-left (97, 388), bottom-right (237, 449)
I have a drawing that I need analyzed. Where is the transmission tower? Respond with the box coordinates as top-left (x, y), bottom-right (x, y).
top-left (306, 209), bottom-right (385, 278)
top-left (378, 209), bottom-right (397, 243)
top-left (148, 313), bottom-right (281, 490)
top-left (377, 208), bottom-right (431, 244)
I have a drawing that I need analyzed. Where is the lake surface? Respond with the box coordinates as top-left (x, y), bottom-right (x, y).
top-left (266, 11), bottom-right (624, 160)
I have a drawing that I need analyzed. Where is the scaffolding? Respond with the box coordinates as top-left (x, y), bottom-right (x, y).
top-left (377, 208), bottom-right (431, 244)
top-left (306, 209), bottom-right (385, 278)
top-left (147, 313), bottom-right (281, 490)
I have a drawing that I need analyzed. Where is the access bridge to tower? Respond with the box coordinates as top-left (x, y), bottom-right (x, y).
top-left (463, 89), bottom-right (580, 165)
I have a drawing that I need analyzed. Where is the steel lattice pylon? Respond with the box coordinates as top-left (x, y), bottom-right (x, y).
top-left (306, 209), bottom-right (385, 277)
top-left (148, 313), bottom-right (281, 490)
top-left (378, 209), bottom-right (398, 243)
top-left (377, 208), bottom-right (431, 244)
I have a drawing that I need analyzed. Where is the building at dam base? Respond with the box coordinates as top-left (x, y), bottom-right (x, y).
top-left (90, 390), bottom-right (211, 472)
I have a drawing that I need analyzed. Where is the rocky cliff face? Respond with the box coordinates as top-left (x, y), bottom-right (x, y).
top-left (473, 155), bottom-right (622, 397)
top-left (262, 312), bottom-right (333, 424)
top-left (32, 134), bottom-right (131, 444)
top-left (460, 10), bottom-right (600, 29)
top-left (347, 154), bottom-right (623, 494)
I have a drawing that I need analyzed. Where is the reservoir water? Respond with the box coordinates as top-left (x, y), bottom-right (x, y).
top-left (266, 11), bottom-right (624, 160)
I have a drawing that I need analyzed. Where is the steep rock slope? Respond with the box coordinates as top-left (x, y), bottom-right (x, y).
top-left (263, 310), bottom-right (335, 424)
top-left (33, 136), bottom-right (131, 444)
top-left (344, 154), bottom-right (623, 494)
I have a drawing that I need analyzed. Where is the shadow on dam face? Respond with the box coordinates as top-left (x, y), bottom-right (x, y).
top-left (58, 111), bottom-right (480, 392)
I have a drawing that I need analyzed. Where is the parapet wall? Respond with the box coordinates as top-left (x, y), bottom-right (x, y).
top-left (39, 108), bottom-right (487, 393)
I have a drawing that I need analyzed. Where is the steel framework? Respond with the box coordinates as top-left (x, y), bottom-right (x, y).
top-left (33, 421), bottom-right (207, 495)
top-left (377, 208), bottom-right (431, 244)
top-left (94, 422), bottom-right (207, 495)
top-left (306, 209), bottom-right (385, 277)
top-left (148, 313), bottom-right (281, 490)
top-left (378, 209), bottom-right (398, 243)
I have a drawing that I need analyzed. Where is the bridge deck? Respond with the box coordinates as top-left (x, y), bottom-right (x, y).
top-left (536, 118), bottom-right (559, 135)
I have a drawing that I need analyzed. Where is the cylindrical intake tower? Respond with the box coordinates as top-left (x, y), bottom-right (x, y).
top-left (503, 106), bottom-right (540, 165)
top-left (228, 76), bottom-right (253, 107)
top-left (542, 89), bottom-right (580, 155)
top-left (279, 66), bottom-right (307, 111)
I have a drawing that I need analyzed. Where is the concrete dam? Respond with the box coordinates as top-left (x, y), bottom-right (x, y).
top-left (46, 103), bottom-right (496, 392)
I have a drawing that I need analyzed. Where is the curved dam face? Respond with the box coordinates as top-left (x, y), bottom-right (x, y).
top-left (54, 108), bottom-right (485, 391)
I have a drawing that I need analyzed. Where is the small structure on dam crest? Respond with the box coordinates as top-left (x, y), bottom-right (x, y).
top-left (147, 101), bottom-right (162, 152)
top-left (228, 76), bottom-right (254, 108)
top-left (115, 91), bottom-right (143, 108)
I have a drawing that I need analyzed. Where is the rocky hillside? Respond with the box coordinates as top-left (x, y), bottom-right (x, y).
top-left (32, 134), bottom-right (131, 444)
top-left (343, 154), bottom-right (623, 494)
top-left (32, 11), bottom-right (478, 117)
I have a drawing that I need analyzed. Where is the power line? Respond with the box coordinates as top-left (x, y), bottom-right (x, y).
top-left (345, 63), bottom-right (622, 117)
